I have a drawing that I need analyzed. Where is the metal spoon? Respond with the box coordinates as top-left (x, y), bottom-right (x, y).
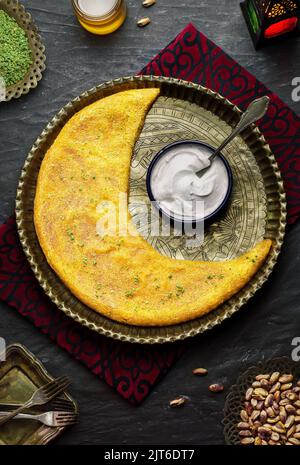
top-left (196, 95), bottom-right (270, 178)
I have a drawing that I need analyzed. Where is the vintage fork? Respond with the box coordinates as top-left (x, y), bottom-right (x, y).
top-left (0, 376), bottom-right (70, 427)
top-left (0, 411), bottom-right (78, 428)
top-left (0, 397), bottom-right (75, 412)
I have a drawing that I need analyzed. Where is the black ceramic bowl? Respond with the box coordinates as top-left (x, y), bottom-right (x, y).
top-left (146, 140), bottom-right (233, 226)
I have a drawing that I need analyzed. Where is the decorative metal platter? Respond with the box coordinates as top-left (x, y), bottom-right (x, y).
top-left (223, 357), bottom-right (300, 445)
top-left (0, 0), bottom-right (46, 102)
top-left (16, 76), bottom-right (286, 344)
top-left (0, 344), bottom-right (77, 445)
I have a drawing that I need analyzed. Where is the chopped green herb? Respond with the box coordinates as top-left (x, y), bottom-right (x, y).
top-left (67, 229), bottom-right (75, 242)
top-left (125, 290), bottom-right (134, 298)
top-left (81, 171), bottom-right (89, 180)
top-left (133, 275), bottom-right (140, 284)
top-left (176, 284), bottom-right (185, 296)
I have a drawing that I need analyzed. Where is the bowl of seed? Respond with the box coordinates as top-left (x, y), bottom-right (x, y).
top-left (0, 0), bottom-right (46, 101)
top-left (223, 357), bottom-right (300, 445)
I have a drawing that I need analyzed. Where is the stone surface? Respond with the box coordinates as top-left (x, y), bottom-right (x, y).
top-left (0, 0), bottom-right (299, 445)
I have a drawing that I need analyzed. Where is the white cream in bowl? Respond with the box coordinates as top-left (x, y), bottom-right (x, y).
top-left (149, 142), bottom-right (230, 222)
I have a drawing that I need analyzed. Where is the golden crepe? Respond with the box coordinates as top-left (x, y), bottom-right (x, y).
top-left (34, 88), bottom-right (272, 326)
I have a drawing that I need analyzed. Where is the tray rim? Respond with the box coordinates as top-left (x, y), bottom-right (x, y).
top-left (0, 343), bottom-right (77, 445)
top-left (15, 75), bottom-right (286, 344)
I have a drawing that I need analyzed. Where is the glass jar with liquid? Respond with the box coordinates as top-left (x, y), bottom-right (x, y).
top-left (72, 0), bottom-right (127, 35)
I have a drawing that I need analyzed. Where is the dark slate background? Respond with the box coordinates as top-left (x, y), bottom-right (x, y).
top-left (0, 0), bottom-right (299, 445)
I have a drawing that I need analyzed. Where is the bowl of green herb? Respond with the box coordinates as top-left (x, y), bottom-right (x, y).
top-left (0, 0), bottom-right (45, 101)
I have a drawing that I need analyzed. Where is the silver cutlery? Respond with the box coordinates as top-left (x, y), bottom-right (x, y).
top-left (0, 410), bottom-right (78, 428)
top-left (196, 95), bottom-right (270, 178)
top-left (0, 397), bottom-right (75, 412)
top-left (0, 376), bottom-right (70, 427)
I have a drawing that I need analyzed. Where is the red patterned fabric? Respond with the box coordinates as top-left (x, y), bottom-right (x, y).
top-left (0, 24), bottom-right (299, 404)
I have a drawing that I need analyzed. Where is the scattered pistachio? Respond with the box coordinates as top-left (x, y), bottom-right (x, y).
top-left (260, 379), bottom-right (269, 388)
top-left (287, 425), bottom-right (296, 438)
top-left (270, 372), bottom-right (280, 384)
top-left (281, 383), bottom-right (293, 391)
top-left (209, 383), bottom-right (224, 393)
top-left (287, 437), bottom-right (300, 445)
top-left (143, 0), bottom-right (156, 6)
top-left (285, 415), bottom-right (295, 429)
top-left (240, 410), bottom-right (248, 422)
top-left (279, 374), bottom-right (294, 384)
top-left (286, 404), bottom-right (296, 414)
top-left (169, 396), bottom-right (186, 408)
top-left (251, 410), bottom-right (260, 421)
top-left (251, 381), bottom-right (259, 389)
top-left (240, 437), bottom-right (254, 445)
top-left (137, 17), bottom-right (151, 27)
top-left (251, 398), bottom-right (258, 408)
top-left (254, 387), bottom-right (268, 397)
top-left (245, 388), bottom-right (253, 401)
top-left (239, 430), bottom-right (252, 437)
top-left (287, 392), bottom-right (298, 402)
top-left (256, 374), bottom-right (270, 381)
top-left (238, 422), bottom-right (250, 429)
top-left (192, 368), bottom-right (208, 376)
top-left (271, 432), bottom-right (280, 442)
top-left (265, 393), bottom-right (274, 407)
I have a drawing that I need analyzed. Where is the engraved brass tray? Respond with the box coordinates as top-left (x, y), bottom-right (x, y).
top-left (15, 76), bottom-right (286, 344)
top-left (0, 344), bottom-right (77, 445)
top-left (0, 0), bottom-right (46, 102)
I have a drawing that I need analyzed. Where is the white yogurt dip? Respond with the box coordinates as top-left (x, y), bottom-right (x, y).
top-left (149, 143), bottom-right (230, 221)
top-left (78, 0), bottom-right (118, 16)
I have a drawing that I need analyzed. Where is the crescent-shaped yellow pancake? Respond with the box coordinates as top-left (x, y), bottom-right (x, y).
top-left (34, 88), bottom-right (272, 326)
